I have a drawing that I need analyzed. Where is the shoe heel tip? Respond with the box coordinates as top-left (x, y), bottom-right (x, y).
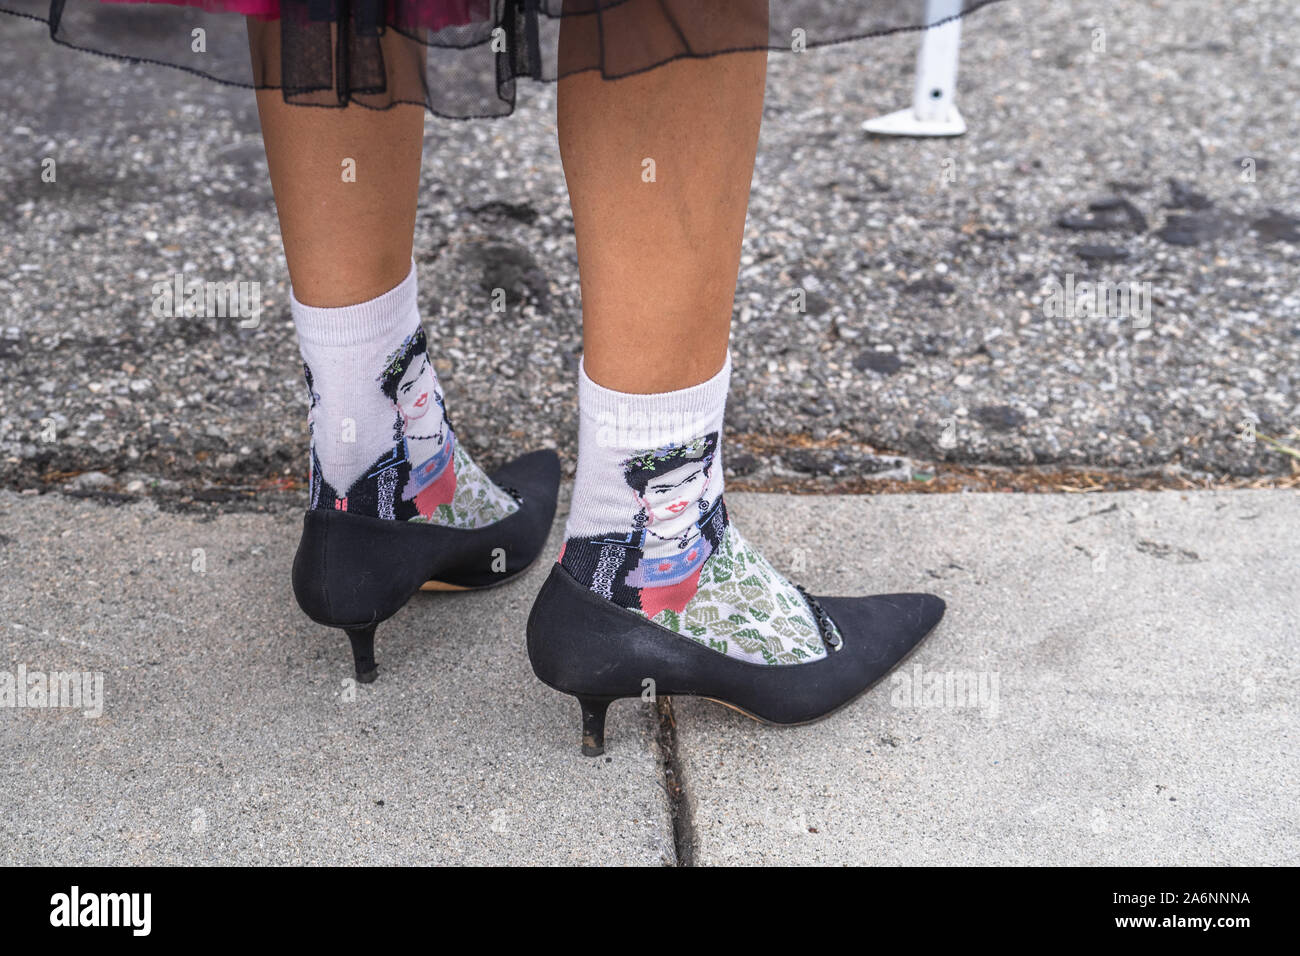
top-left (345, 625), bottom-right (378, 684)
top-left (576, 694), bottom-right (612, 757)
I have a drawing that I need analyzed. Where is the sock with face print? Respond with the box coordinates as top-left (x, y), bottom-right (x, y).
top-left (559, 352), bottom-right (840, 665)
top-left (291, 261), bottom-right (519, 528)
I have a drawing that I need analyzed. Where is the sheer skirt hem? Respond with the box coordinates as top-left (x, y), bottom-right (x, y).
top-left (1, 0), bottom-right (1008, 120)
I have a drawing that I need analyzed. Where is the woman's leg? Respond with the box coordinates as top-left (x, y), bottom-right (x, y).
top-left (257, 81), bottom-right (559, 681)
top-left (541, 16), bottom-right (944, 756)
top-left (254, 92), bottom-right (424, 307)
top-left (557, 47), bottom-right (767, 392)
top-left (554, 27), bottom-right (845, 663)
top-left (544, 22), bottom-right (948, 757)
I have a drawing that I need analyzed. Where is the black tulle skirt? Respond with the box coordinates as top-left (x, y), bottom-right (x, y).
top-left (1, 0), bottom-right (1006, 119)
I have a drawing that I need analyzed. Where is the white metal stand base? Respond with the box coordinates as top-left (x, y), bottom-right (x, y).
top-left (862, 104), bottom-right (967, 138)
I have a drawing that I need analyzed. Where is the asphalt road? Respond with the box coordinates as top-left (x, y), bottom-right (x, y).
top-left (1, 0), bottom-right (1298, 505)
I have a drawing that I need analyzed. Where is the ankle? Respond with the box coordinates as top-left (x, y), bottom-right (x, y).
top-left (287, 253), bottom-right (415, 309)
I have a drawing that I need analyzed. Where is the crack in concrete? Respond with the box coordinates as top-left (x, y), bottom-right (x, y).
top-left (654, 697), bottom-right (696, 867)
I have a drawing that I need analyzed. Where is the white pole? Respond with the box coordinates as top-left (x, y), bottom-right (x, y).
top-left (862, 0), bottom-right (968, 137)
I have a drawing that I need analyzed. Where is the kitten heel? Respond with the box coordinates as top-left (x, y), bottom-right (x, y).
top-left (345, 624), bottom-right (379, 683)
top-left (576, 695), bottom-right (616, 757)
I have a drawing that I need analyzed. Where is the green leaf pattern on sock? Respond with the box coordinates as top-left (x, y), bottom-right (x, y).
top-left (637, 525), bottom-right (840, 665)
top-left (412, 440), bottom-right (519, 529)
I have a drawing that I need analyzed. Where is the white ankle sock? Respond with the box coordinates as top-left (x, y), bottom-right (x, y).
top-left (560, 352), bottom-right (837, 665)
top-left (291, 261), bottom-right (518, 528)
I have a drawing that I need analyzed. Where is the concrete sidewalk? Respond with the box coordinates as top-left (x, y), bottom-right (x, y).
top-left (0, 488), bottom-right (1295, 865)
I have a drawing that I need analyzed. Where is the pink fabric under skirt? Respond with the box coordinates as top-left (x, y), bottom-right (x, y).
top-left (95, 0), bottom-right (489, 30)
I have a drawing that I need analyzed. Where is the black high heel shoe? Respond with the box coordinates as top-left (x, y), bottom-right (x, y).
top-left (294, 449), bottom-right (560, 681)
top-left (526, 563), bottom-right (944, 755)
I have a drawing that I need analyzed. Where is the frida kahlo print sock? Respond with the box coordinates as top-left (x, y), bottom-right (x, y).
top-left (559, 352), bottom-right (839, 665)
top-left (291, 260), bottom-right (518, 529)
